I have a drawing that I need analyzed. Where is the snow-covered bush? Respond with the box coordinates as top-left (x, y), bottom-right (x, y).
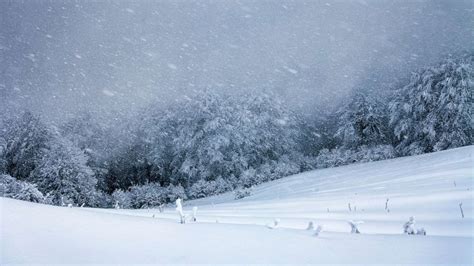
top-left (314, 225), bottom-right (323, 237)
top-left (348, 220), bottom-right (363, 234)
top-left (266, 218), bottom-right (280, 229)
top-left (111, 183), bottom-right (186, 209)
top-left (417, 228), bottom-right (427, 236)
top-left (188, 178), bottom-right (232, 199)
top-left (403, 216), bottom-right (427, 235)
top-left (403, 216), bottom-right (416, 235)
top-left (0, 174), bottom-right (45, 203)
top-left (166, 184), bottom-right (187, 202)
top-left (234, 187), bottom-right (252, 200)
top-left (316, 145), bottom-right (395, 168)
top-left (112, 189), bottom-right (132, 209)
top-left (129, 182), bottom-right (166, 209)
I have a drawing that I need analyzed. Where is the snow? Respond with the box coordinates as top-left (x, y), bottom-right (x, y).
top-left (1, 146), bottom-right (473, 264)
top-left (167, 63), bottom-right (177, 70)
top-left (102, 89), bottom-right (115, 96)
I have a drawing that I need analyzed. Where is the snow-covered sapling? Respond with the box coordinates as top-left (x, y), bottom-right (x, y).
top-left (348, 220), bottom-right (363, 234)
top-left (314, 225), bottom-right (323, 237)
top-left (348, 203), bottom-right (352, 212)
top-left (80, 203), bottom-right (85, 208)
top-left (459, 203), bottom-right (464, 219)
top-left (416, 227), bottom-right (426, 235)
top-left (385, 198), bottom-right (389, 211)
top-left (403, 216), bottom-right (416, 235)
top-left (267, 218), bottom-right (280, 229)
top-left (306, 221), bottom-right (315, 230)
top-left (175, 198), bottom-right (186, 224)
top-left (192, 206), bottom-right (198, 222)
top-left (158, 203), bottom-right (165, 213)
top-left (114, 201), bottom-right (120, 209)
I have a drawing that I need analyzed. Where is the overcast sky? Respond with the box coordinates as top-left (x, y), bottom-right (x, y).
top-left (1, 0), bottom-right (472, 122)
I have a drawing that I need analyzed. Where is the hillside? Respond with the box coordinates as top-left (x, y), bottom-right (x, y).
top-left (1, 146), bottom-right (473, 264)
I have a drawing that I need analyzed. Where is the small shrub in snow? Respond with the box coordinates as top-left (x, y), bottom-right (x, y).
top-left (234, 188), bottom-right (252, 200)
top-left (348, 220), bottom-right (363, 234)
top-left (416, 228), bottom-right (426, 236)
top-left (192, 206), bottom-right (198, 222)
top-left (459, 203), bottom-right (464, 218)
top-left (175, 198), bottom-right (185, 224)
top-left (306, 221), bottom-right (315, 230)
top-left (266, 218), bottom-right (280, 229)
top-left (314, 225), bottom-right (323, 237)
top-left (158, 203), bottom-right (165, 213)
top-left (403, 216), bottom-right (416, 235)
top-left (403, 216), bottom-right (427, 236)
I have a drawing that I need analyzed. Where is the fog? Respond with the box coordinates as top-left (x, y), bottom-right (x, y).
top-left (1, 0), bottom-right (472, 122)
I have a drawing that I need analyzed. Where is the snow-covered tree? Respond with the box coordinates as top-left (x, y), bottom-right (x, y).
top-left (128, 182), bottom-right (166, 209)
top-left (335, 91), bottom-right (391, 149)
top-left (0, 135), bottom-right (6, 174)
top-left (143, 90), bottom-right (306, 197)
top-left (3, 112), bottom-right (52, 180)
top-left (60, 112), bottom-right (112, 191)
top-left (30, 137), bottom-right (98, 206)
top-left (390, 54), bottom-right (473, 155)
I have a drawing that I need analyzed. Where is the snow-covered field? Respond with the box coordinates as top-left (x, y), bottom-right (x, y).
top-left (1, 146), bottom-right (473, 264)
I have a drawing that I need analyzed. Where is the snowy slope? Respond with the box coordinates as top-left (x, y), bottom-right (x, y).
top-left (1, 146), bottom-right (473, 264)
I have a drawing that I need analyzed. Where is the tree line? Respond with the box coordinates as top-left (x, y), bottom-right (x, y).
top-left (1, 53), bottom-right (472, 208)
